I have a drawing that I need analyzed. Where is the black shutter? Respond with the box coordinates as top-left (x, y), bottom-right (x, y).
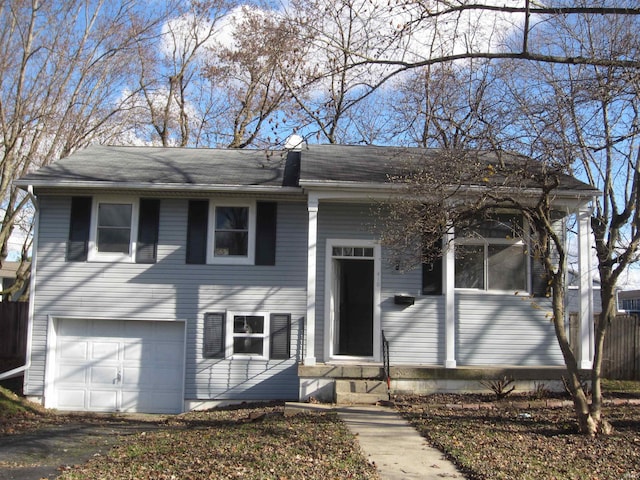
top-left (67, 196), bottom-right (92, 262)
top-left (186, 200), bottom-right (209, 264)
top-left (203, 312), bottom-right (226, 358)
top-left (531, 255), bottom-right (549, 297)
top-left (136, 199), bottom-right (160, 264)
top-left (255, 202), bottom-right (277, 266)
top-left (422, 258), bottom-right (443, 295)
top-left (270, 313), bottom-right (291, 359)
top-left (421, 240), bottom-right (443, 295)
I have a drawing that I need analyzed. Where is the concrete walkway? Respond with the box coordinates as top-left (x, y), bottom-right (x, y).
top-left (286, 403), bottom-right (466, 479)
top-left (338, 405), bottom-right (465, 479)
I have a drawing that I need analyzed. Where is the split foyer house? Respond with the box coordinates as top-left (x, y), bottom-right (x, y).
top-left (14, 144), bottom-right (599, 413)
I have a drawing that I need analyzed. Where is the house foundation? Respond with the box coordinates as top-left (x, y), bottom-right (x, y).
top-left (298, 364), bottom-right (582, 403)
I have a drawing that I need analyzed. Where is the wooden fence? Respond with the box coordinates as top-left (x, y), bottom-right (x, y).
top-left (571, 313), bottom-right (640, 380)
top-left (0, 302), bottom-right (28, 369)
top-left (601, 314), bottom-right (640, 380)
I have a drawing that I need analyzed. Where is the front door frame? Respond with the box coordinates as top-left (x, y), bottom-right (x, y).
top-left (324, 239), bottom-right (381, 362)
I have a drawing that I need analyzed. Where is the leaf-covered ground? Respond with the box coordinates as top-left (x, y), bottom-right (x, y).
top-left (395, 393), bottom-right (640, 480)
top-left (57, 404), bottom-right (379, 480)
top-left (3, 384), bottom-right (640, 479)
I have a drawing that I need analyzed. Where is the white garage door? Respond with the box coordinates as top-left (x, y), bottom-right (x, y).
top-left (52, 318), bottom-right (185, 414)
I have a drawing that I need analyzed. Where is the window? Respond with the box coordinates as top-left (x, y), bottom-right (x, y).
top-left (231, 314), bottom-right (268, 356)
top-left (203, 311), bottom-right (291, 360)
top-left (454, 213), bottom-right (527, 291)
top-left (87, 198), bottom-right (139, 262)
top-left (207, 203), bottom-right (256, 265)
top-left (96, 203), bottom-right (132, 254)
top-left (214, 206), bottom-right (250, 257)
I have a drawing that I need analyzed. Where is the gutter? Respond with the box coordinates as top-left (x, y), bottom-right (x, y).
top-left (300, 180), bottom-right (601, 202)
top-left (13, 179), bottom-right (304, 195)
top-left (0, 186), bottom-right (37, 381)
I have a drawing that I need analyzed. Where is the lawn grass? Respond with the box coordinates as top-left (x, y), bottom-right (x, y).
top-left (602, 379), bottom-right (640, 394)
top-left (58, 404), bottom-right (379, 480)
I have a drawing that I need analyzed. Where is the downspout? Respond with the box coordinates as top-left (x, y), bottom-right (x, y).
top-left (0, 186), bottom-right (37, 381)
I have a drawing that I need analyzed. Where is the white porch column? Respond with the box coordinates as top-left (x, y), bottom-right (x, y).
top-left (444, 229), bottom-right (456, 368)
top-left (577, 207), bottom-right (594, 370)
top-left (305, 196), bottom-right (319, 365)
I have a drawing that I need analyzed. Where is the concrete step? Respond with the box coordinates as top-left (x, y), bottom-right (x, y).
top-left (334, 379), bottom-right (389, 404)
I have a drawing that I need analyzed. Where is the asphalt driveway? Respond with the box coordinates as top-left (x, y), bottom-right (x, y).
top-left (0, 417), bottom-right (164, 480)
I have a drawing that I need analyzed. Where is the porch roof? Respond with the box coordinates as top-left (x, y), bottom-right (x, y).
top-left (298, 145), bottom-right (599, 197)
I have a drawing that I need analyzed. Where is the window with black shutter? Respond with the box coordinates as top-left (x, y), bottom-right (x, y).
top-left (204, 311), bottom-right (292, 360)
top-left (186, 200), bottom-right (277, 265)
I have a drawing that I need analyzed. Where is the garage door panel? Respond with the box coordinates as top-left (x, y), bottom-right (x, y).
top-left (90, 366), bottom-right (119, 385)
top-left (92, 320), bottom-right (123, 337)
top-left (58, 341), bottom-right (88, 360)
top-left (124, 321), bottom-right (153, 338)
top-left (88, 390), bottom-right (118, 411)
top-left (57, 364), bottom-right (87, 384)
top-left (123, 365), bottom-right (182, 387)
top-left (123, 343), bottom-right (144, 361)
top-left (155, 323), bottom-right (183, 340)
top-left (58, 318), bottom-right (90, 336)
top-left (156, 344), bottom-right (184, 363)
top-left (57, 389), bottom-right (86, 409)
top-left (124, 390), bottom-right (183, 414)
top-left (54, 319), bottom-right (185, 414)
top-left (91, 341), bottom-right (121, 361)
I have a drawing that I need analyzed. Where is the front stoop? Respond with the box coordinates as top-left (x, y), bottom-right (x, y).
top-left (335, 379), bottom-right (389, 404)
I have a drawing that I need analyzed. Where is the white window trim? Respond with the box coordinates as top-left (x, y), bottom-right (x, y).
top-left (88, 197), bottom-right (139, 263)
top-left (453, 215), bottom-right (530, 293)
top-left (207, 201), bottom-right (256, 265)
top-left (226, 311), bottom-right (270, 359)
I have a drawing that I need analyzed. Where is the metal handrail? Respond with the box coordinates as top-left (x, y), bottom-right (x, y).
top-left (381, 329), bottom-right (391, 401)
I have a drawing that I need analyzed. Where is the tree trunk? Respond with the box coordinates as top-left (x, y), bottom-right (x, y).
top-left (550, 276), bottom-right (598, 435)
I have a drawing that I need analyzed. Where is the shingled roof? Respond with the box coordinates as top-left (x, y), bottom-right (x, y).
top-left (16, 145), bottom-right (297, 190)
top-left (16, 144), bottom-right (599, 197)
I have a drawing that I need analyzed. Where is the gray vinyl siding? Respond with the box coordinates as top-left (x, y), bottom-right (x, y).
top-left (382, 265), bottom-right (445, 365)
top-left (316, 203), bottom-right (444, 364)
top-left (316, 203), bottom-right (377, 361)
top-left (315, 202), bottom-right (564, 367)
top-left (26, 195), bottom-right (307, 402)
top-left (455, 292), bottom-right (563, 366)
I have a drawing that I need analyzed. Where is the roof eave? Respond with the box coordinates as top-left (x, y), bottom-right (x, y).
top-left (15, 179), bottom-right (303, 195)
top-left (299, 180), bottom-right (601, 199)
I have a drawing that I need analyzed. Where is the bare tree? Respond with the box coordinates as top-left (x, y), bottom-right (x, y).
top-left (388, 60), bottom-right (504, 149)
top-left (0, 0), bottom-right (171, 296)
top-left (490, 9), bottom-right (640, 435)
top-left (203, 6), bottom-right (300, 148)
top-left (374, 2), bottom-right (640, 435)
top-left (128, 0), bottom-right (232, 147)
top-left (349, 0), bottom-right (640, 71)
top-left (283, 0), bottom-right (408, 144)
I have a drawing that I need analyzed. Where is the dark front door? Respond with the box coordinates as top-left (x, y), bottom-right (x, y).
top-left (337, 259), bottom-right (374, 356)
